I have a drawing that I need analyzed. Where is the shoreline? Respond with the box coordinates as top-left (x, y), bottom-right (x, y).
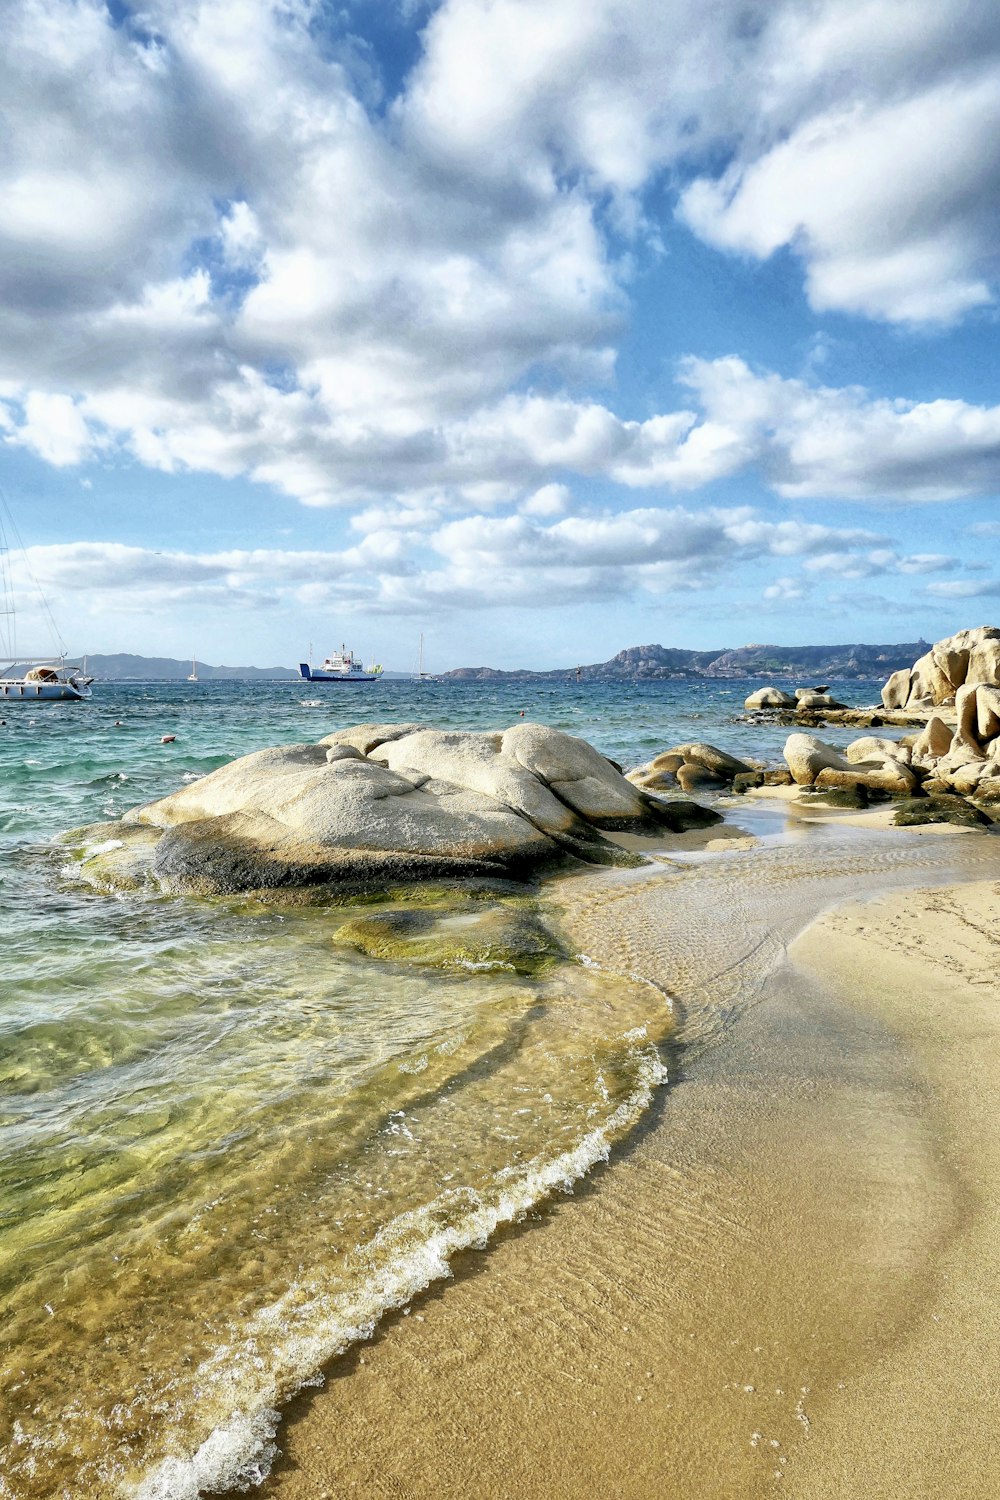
top-left (256, 830), bottom-right (1000, 1500)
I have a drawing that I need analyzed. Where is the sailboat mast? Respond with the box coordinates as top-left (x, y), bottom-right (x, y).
top-left (0, 511), bottom-right (16, 664)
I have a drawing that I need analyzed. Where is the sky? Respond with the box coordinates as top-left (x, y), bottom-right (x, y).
top-left (2, 0), bottom-right (1000, 672)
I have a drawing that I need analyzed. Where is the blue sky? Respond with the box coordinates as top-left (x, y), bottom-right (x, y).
top-left (2, 0), bottom-right (999, 670)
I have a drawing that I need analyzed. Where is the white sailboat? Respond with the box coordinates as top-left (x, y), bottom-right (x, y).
top-left (414, 632), bottom-right (434, 682)
top-left (0, 500), bottom-right (93, 702)
top-left (187, 657), bottom-right (199, 682)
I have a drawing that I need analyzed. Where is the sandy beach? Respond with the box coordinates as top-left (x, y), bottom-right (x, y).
top-left (261, 837), bottom-right (1000, 1500)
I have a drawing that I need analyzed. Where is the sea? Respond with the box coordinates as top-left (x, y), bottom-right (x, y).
top-left (0, 674), bottom-right (951, 1497)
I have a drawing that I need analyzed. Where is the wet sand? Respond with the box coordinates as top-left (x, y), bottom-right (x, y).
top-left (262, 842), bottom-right (1000, 1500)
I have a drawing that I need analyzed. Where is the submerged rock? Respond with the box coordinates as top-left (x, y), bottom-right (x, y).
top-left (333, 902), bottom-right (561, 974)
top-left (64, 721), bottom-right (721, 898)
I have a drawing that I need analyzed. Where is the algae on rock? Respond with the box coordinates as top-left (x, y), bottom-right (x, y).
top-left (333, 902), bottom-right (563, 974)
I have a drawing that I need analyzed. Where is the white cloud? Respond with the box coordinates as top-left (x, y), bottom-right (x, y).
top-left (521, 483), bottom-right (571, 517)
top-left (19, 505), bottom-right (910, 621)
top-left (0, 0), bottom-right (999, 523)
top-left (925, 579), bottom-right (1000, 599)
top-left (680, 70), bottom-right (1000, 324)
top-left (5, 392), bottom-right (99, 467)
top-left (763, 577), bottom-right (808, 602)
top-left (679, 357), bottom-right (1000, 502)
top-left (897, 553), bottom-right (959, 574)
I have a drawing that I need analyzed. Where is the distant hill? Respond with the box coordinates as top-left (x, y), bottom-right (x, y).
top-left (85, 654), bottom-right (297, 681)
top-left (444, 640), bottom-right (931, 683)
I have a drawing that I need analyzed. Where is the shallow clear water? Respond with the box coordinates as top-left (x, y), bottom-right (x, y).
top-left (0, 676), bottom-right (895, 1497)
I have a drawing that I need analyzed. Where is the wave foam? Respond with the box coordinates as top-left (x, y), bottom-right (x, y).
top-left (127, 1042), bottom-right (667, 1500)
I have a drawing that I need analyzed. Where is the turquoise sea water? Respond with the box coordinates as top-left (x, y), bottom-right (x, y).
top-left (0, 675), bottom-right (909, 1497)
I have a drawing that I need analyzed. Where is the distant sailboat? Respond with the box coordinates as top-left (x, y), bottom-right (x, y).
top-left (0, 497), bottom-right (93, 702)
top-left (415, 632), bottom-right (434, 681)
top-left (187, 657), bottom-right (199, 682)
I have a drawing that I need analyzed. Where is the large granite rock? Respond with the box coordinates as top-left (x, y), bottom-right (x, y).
top-left (744, 686), bottom-right (796, 710)
top-left (628, 742), bottom-right (751, 794)
top-left (66, 722), bottom-right (721, 897)
top-left (794, 690), bottom-right (848, 710)
top-left (910, 716), bottom-right (953, 764)
top-left (783, 733), bottom-right (849, 786)
top-left (676, 762), bottom-right (726, 793)
top-left (667, 742), bottom-right (753, 777)
top-left (845, 735), bottom-right (911, 765)
top-left (881, 626), bottom-right (1000, 710)
top-left (783, 733), bottom-right (915, 794)
top-left (813, 761), bottom-right (917, 796)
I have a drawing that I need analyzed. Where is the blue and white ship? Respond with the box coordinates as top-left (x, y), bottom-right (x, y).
top-left (299, 645), bottom-right (383, 683)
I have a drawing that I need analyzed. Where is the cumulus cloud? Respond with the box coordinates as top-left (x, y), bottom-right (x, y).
top-left (5, 392), bottom-right (101, 467)
top-left (412, 0), bottom-right (1000, 325)
top-left (0, 0), bottom-right (997, 522)
top-left (520, 483), bottom-right (571, 517)
top-left (678, 358), bottom-right (1000, 502)
top-left (763, 577), bottom-right (808, 602)
top-left (19, 505), bottom-right (909, 620)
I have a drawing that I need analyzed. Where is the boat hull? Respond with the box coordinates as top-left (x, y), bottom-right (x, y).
top-left (0, 678), bottom-right (92, 701)
top-left (299, 665), bottom-right (381, 683)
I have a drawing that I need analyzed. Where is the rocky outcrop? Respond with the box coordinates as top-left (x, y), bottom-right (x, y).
top-left (64, 722), bottom-right (721, 897)
top-left (744, 686), bottom-right (796, 710)
top-left (745, 685), bottom-right (850, 714)
top-left (845, 735), bottom-right (911, 766)
top-left (783, 733), bottom-right (916, 796)
top-left (670, 742), bottom-right (753, 777)
top-left (794, 688), bottom-right (848, 709)
top-left (871, 629), bottom-right (1000, 801)
top-left (628, 742), bottom-right (754, 796)
top-left (880, 627), bottom-right (1000, 711)
top-left (910, 716), bottom-right (953, 764)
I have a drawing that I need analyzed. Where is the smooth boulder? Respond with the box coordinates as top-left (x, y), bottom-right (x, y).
top-left (845, 735), bottom-right (911, 765)
top-left (911, 717), bottom-right (953, 764)
top-left (68, 722), bottom-right (721, 897)
top-left (663, 742), bottom-right (752, 777)
top-left (783, 733), bottom-right (915, 795)
top-left (783, 733), bottom-right (849, 786)
top-left (794, 691), bottom-right (848, 710)
top-left (745, 687), bottom-right (796, 711)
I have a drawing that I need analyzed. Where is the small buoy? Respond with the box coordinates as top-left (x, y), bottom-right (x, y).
top-left (114, 720), bottom-right (123, 727)
top-left (161, 734), bottom-right (176, 744)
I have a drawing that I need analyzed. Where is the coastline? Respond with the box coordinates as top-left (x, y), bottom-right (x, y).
top-left (258, 832), bottom-right (1000, 1500)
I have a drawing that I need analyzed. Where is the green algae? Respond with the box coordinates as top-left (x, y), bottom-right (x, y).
top-left (892, 794), bottom-right (991, 829)
top-left (59, 822), bottom-right (161, 891)
top-left (333, 902), bottom-right (563, 974)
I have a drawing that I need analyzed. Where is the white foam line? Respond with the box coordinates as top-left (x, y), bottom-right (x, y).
top-left (127, 1044), bottom-right (668, 1500)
